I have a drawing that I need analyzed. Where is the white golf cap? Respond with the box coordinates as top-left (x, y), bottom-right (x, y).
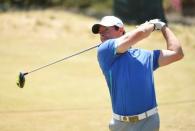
top-left (92, 16), bottom-right (124, 34)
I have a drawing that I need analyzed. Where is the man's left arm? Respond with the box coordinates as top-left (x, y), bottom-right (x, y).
top-left (158, 26), bottom-right (184, 67)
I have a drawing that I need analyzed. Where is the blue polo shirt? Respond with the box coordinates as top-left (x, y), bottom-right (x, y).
top-left (97, 39), bottom-right (160, 116)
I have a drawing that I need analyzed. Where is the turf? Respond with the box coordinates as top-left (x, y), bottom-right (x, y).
top-left (0, 10), bottom-right (195, 131)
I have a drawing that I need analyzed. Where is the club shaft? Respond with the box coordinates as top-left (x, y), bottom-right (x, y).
top-left (26, 44), bottom-right (100, 75)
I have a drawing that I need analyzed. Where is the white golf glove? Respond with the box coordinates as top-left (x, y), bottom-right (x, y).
top-left (149, 19), bottom-right (166, 30)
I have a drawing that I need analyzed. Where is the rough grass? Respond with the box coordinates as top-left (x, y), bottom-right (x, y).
top-left (0, 10), bottom-right (195, 131)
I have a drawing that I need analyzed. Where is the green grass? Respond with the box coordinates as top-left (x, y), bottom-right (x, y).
top-left (0, 10), bottom-right (195, 131)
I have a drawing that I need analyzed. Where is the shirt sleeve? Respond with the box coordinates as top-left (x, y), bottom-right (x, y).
top-left (153, 50), bottom-right (160, 70)
top-left (97, 39), bottom-right (118, 73)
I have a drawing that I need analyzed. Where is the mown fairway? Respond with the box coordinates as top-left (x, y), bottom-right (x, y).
top-left (0, 10), bottom-right (195, 131)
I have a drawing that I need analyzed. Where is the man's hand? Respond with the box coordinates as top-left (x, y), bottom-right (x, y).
top-left (149, 19), bottom-right (166, 30)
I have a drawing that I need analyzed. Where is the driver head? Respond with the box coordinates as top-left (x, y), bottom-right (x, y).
top-left (17, 72), bottom-right (26, 88)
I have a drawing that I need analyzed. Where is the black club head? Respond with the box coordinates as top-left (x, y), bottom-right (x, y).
top-left (17, 72), bottom-right (26, 88)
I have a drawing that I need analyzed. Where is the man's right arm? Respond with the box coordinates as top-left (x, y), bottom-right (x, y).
top-left (116, 22), bottom-right (154, 53)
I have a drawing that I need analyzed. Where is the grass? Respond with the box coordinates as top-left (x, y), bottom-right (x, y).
top-left (0, 9), bottom-right (195, 131)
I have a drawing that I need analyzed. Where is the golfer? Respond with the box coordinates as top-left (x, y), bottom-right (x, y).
top-left (92, 16), bottom-right (183, 131)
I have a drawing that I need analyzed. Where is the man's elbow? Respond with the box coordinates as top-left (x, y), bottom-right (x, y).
top-left (175, 49), bottom-right (184, 61)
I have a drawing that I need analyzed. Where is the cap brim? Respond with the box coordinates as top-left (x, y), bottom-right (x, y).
top-left (92, 24), bottom-right (100, 34)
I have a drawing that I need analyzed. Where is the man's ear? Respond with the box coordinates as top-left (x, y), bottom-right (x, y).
top-left (119, 27), bottom-right (125, 35)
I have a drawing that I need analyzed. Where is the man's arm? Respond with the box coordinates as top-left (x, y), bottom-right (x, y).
top-left (158, 27), bottom-right (184, 67)
top-left (116, 22), bottom-right (154, 53)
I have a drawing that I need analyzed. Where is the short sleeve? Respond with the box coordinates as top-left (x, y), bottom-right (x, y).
top-left (153, 50), bottom-right (160, 70)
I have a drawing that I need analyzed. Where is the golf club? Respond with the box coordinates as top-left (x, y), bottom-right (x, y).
top-left (17, 44), bottom-right (100, 88)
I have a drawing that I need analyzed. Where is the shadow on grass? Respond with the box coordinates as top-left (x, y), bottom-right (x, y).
top-left (0, 99), bottom-right (195, 114)
top-left (0, 106), bottom-right (110, 114)
top-left (2, 7), bottom-right (195, 26)
top-left (0, 6), bottom-right (112, 20)
top-left (159, 99), bottom-right (195, 106)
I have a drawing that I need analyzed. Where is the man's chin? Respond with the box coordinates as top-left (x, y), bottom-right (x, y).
top-left (101, 37), bottom-right (108, 42)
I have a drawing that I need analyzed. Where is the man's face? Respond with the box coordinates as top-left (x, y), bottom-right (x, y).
top-left (98, 26), bottom-right (122, 42)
